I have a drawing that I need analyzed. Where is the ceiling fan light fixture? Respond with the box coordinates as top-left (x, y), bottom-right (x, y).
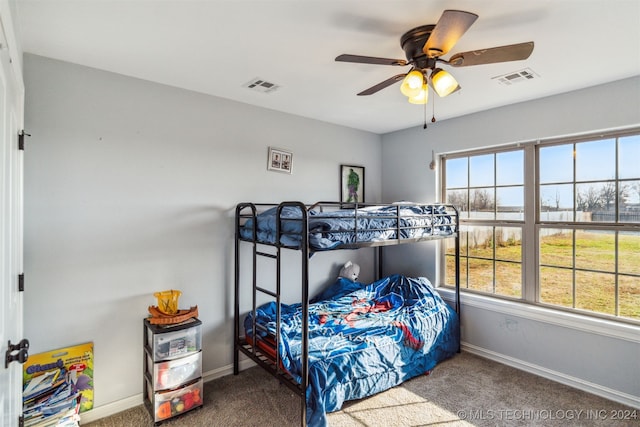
top-left (334, 9), bottom-right (535, 101)
top-left (431, 68), bottom-right (460, 97)
top-left (408, 84), bottom-right (428, 104)
top-left (400, 70), bottom-right (424, 98)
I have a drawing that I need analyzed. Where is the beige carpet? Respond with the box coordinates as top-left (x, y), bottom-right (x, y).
top-left (85, 352), bottom-right (638, 426)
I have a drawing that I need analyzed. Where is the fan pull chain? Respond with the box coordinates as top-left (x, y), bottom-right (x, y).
top-left (423, 97), bottom-right (427, 129)
top-left (432, 92), bottom-right (436, 123)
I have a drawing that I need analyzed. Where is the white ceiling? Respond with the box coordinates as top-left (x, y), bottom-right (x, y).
top-left (16, 0), bottom-right (640, 134)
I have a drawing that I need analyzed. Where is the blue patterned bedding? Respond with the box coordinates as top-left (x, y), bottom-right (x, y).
top-left (245, 274), bottom-right (459, 426)
top-left (239, 204), bottom-right (454, 250)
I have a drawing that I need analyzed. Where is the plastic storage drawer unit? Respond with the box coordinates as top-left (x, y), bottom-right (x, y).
top-left (144, 318), bottom-right (203, 425)
top-left (145, 318), bottom-right (202, 361)
top-left (146, 377), bottom-right (203, 423)
top-left (147, 351), bottom-right (202, 390)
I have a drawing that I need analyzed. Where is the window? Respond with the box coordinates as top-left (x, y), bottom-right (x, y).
top-left (538, 135), bottom-right (640, 319)
top-left (442, 130), bottom-right (640, 323)
top-left (444, 149), bottom-right (525, 299)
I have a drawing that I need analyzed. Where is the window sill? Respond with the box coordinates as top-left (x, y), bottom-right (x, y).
top-left (436, 287), bottom-right (640, 343)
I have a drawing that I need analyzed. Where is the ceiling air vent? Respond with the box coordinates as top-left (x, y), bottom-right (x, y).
top-left (243, 78), bottom-right (280, 93)
top-left (492, 68), bottom-right (539, 86)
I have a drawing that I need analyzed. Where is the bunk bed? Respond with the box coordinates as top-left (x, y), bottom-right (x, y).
top-left (234, 201), bottom-right (460, 427)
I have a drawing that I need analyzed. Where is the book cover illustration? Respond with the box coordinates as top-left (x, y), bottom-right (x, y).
top-left (23, 342), bottom-right (94, 426)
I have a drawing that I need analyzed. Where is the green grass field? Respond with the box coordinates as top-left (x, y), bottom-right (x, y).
top-left (445, 231), bottom-right (640, 320)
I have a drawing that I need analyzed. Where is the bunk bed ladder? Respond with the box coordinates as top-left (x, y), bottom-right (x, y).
top-left (254, 247), bottom-right (280, 365)
top-left (234, 203), bottom-right (251, 375)
top-left (234, 202), bottom-right (309, 427)
top-left (235, 203), bottom-right (279, 376)
top-left (238, 203), bottom-right (287, 377)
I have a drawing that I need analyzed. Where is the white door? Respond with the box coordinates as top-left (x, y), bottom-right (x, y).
top-left (0, 4), bottom-right (25, 427)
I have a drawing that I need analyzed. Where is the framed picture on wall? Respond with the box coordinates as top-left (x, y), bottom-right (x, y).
top-left (267, 147), bottom-right (293, 174)
top-left (340, 165), bottom-right (364, 204)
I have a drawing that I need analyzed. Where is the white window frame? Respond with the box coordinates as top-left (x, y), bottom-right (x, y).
top-left (441, 145), bottom-right (527, 301)
top-left (439, 128), bottom-right (640, 325)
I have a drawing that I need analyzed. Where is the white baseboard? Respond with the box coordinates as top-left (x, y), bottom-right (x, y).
top-left (462, 342), bottom-right (640, 410)
top-left (79, 358), bottom-right (256, 424)
top-left (80, 347), bottom-right (638, 424)
top-left (202, 357), bottom-right (255, 383)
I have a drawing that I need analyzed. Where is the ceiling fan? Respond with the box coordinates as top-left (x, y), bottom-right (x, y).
top-left (335, 10), bottom-right (534, 104)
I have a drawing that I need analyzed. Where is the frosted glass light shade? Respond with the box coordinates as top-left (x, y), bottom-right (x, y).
top-left (400, 70), bottom-right (424, 98)
top-left (431, 68), bottom-right (460, 97)
top-left (408, 84), bottom-right (428, 104)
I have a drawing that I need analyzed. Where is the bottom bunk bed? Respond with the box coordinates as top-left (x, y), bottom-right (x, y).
top-left (234, 201), bottom-right (460, 427)
top-left (244, 274), bottom-right (459, 426)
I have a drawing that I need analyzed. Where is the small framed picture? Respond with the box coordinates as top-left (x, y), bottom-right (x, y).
top-left (340, 165), bottom-right (365, 204)
top-left (267, 147), bottom-right (293, 174)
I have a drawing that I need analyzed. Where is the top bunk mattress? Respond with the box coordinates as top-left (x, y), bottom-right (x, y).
top-left (237, 202), bottom-right (457, 251)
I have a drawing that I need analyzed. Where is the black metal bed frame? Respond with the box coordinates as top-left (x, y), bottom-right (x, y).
top-left (233, 201), bottom-right (460, 427)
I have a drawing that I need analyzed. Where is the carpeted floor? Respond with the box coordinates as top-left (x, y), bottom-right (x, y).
top-left (85, 352), bottom-right (638, 426)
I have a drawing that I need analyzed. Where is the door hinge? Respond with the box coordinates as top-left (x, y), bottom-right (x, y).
top-left (18, 130), bottom-right (30, 151)
top-left (18, 273), bottom-right (24, 292)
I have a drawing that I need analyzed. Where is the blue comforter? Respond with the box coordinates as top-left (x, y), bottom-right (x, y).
top-left (245, 274), bottom-right (459, 426)
top-left (239, 204), bottom-right (453, 250)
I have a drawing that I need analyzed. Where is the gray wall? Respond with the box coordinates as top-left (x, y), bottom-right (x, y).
top-left (381, 76), bottom-right (640, 407)
top-left (23, 54), bottom-right (381, 408)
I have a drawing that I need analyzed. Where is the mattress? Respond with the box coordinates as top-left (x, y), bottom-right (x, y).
top-left (239, 203), bottom-right (454, 251)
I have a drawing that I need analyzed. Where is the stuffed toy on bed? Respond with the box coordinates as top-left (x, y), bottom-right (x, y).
top-left (311, 261), bottom-right (362, 303)
top-left (338, 261), bottom-right (360, 282)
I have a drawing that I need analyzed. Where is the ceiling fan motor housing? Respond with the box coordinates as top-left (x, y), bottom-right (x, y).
top-left (400, 25), bottom-right (437, 70)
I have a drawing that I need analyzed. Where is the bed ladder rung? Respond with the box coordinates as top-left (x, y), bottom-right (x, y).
top-left (256, 286), bottom-right (277, 298)
top-left (256, 251), bottom-right (277, 259)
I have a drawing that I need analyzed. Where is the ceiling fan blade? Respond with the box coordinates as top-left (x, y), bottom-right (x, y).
top-left (423, 10), bottom-right (478, 58)
top-left (448, 42), bottom-right (534, 67)
top-left (357, 74), bottom-right (406, 96)
top-left (335, 54), bottom-right (407, 66)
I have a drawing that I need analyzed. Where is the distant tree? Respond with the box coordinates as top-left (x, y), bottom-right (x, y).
top-left (618, 183), bottom-right (633, 208)
top-left (629, 182), bottom-right (640, 204)
top-left (577, 182), bottom-right (629, 212)
top-left (577, 185), bottom-right (603, 211)
top-left (633, 182), bottom-right (640, 201)
top-left (447, 190), bottom-right (468, 211)
top-left (600, 182), bottom-right (617, 210)
top-left (470, 189), bottom-right (494, 211)
top-left (541, 190), bottom-right (562, 211)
